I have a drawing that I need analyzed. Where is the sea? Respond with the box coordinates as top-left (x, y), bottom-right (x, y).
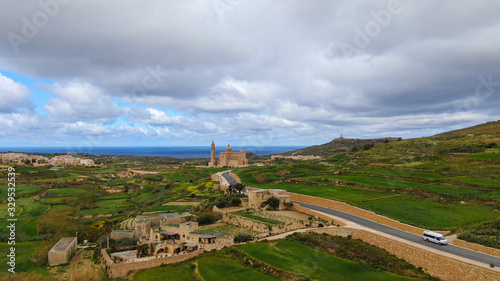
top-left (0, 146), bottom-right (305, 159)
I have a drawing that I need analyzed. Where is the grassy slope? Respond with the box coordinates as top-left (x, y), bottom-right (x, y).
top-left (237, 240), bottom-right (422, 281)
top-left (282, 137), bottom-right (400, 157)
top-left (234, 120), bottom-right (500, 230)
top-left (197, 257), bottom-right (280, 281)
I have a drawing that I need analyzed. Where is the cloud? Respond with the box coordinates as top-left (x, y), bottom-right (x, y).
top-left (0, 1), bottom-right (499, 146)
top-left (43, 82), bottom-right (122, 123)
top-left (0, 73), bottom-right (32, 112)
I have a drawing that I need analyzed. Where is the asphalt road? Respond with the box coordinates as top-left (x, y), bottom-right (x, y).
top-left (294, 201), bottom-right (500, 267)
top-left (221, 171), bottom-right (238, 186)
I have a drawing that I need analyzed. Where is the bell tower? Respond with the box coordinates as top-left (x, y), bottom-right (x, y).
top-left (210, 140), bottom-right (216, 167)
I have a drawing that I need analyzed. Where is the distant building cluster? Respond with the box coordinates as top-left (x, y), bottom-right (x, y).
top-left (0, 152), bottom-right (95, 166)
top-left (48, 154), bottom-right (95, 166)
top-left (271, 155), bottom-right (321, 161)
top-left (209, 141), bottom-right (248, 167)
top-left (0, 153), bottom-right (49, 164)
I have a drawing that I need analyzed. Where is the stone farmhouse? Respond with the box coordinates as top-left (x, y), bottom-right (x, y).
top-left (111, 213), bottom-right (182, 240)
top-left (139, 221), bottom-right (233, 256)
top-left (247, 189), bottom-right (292, 210)
top-left (111, 212), bottom-right (233, 257)
top-left (209, 141), bottom-right (248, 167)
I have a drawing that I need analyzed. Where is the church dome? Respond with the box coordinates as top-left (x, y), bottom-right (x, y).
top-left (225, 144), bottom-right (233, 153)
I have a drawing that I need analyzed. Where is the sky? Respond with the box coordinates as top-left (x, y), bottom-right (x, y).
top-left (0, 0), bottom-right (499, 147)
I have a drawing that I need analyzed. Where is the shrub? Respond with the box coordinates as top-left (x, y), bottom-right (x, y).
top-left (256, 173), bottom-right (267, 183)
top-left (266, 196), bottom-right (280, 210)
top-left (231, 197), bottom-right (242, 206)
top-left (276, 170), bottom-right (290, 177)
top-left (486, 143), bottom-right (498, 148)
top-left (234, 234), bottom-right (253, 243)
top-left (197, 211), bottom-right (222, 225)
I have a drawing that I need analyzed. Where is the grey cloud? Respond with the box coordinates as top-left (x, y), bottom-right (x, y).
top-left (0, 0), bottom-right (499, 145)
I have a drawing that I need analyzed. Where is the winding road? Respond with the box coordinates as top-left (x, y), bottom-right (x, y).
top-left (221, 171), bottom-right (239, 186)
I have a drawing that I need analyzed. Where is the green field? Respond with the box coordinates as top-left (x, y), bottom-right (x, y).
top-left (202, 223), bottom-right (261, 236)
top-left (261, 183), bottom-right (390, 202)
top-left (38, 196), bottom-right (78, 204)
top-left (47, 188), bottom-right (88, 196)
top-left (197, 257), bottom-right (280, 281)
top-left (351, 169), bottom-right (448, 180)
top-left (106, 178), bottom-right (131, 185)
top-left (33, 175), bottom-right (86, 182)
top-left (0, 242), bottom-right (47, 274)
top-left (419, 184), bottom-right (500, 202)
top-left (236, 240), bottom-right (423, 281)
top-left (233, 211), bottom-right (284, 225)
top-left (76, 197), bottom-right (133, 215)
top-left (0, 185), bottom-right (40, 200)
top-left (356, 195), bottom-right (500, 229)
top-left (0, 198), bottom-right (48, 239)
top-left (0, 198), bottom-right (49, 219)
top-left (132, 263), bottom-right (193, 281)
top-left (145, 205), bottom-right (192, 213)
top-left (462, 152), bottom-right (500, 161)
top-left (449, 176), bottom-right (500, 188)
top-left (324, 175), bottom-right (423, 189)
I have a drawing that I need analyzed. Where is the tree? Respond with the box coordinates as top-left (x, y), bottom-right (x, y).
top-left (102, 220), bottom-right (117, 249)
top-left (266, 196), bottom-right (280, 210)
top-left (231, 197), bottom-right (242, 206)
top-left (363, 143), bottom-right (372, 150)
top-left (384, 138), bottom-right (389, 143)
top-left (351, 146), bottom-right (358, 152)
top-left (233, 183), bottom-right (245, 193)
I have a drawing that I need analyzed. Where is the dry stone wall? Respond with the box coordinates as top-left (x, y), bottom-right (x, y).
top-left (222, 214), bottom-right (312, 236)
top-left (293, 203), bottom-right (346, 226)
top-left (308, 227), bottom-right (500, 281)
top-left (454, 239), bottom-right (500, 257)
top-left (102, 249), bottom-right (203, 279)
top-left (350, 229), bottom-right (500, 281)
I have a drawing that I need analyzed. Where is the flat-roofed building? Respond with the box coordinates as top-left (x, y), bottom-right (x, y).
top-left (48, 237), bottom-right (78, 266)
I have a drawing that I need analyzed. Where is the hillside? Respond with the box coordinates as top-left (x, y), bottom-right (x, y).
top-left (281, 136), bottom-right (401, 157)
top-left (432, 120), bottom-right (500, 139)
top-left (233, 120), bottom-right (500, 234)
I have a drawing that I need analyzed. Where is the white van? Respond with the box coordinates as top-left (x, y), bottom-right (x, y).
top-left (423, 230), bottom-right (448, 245)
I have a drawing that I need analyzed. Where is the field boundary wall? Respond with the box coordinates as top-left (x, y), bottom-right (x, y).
top-left (101, 249), bottom-right (203, 279)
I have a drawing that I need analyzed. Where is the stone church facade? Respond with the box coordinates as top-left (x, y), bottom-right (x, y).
top-left (209, 141), bottom-right (248, 167)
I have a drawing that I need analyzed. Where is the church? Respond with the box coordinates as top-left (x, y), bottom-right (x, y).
top-left (209, 141), bottom-right (248, 167)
